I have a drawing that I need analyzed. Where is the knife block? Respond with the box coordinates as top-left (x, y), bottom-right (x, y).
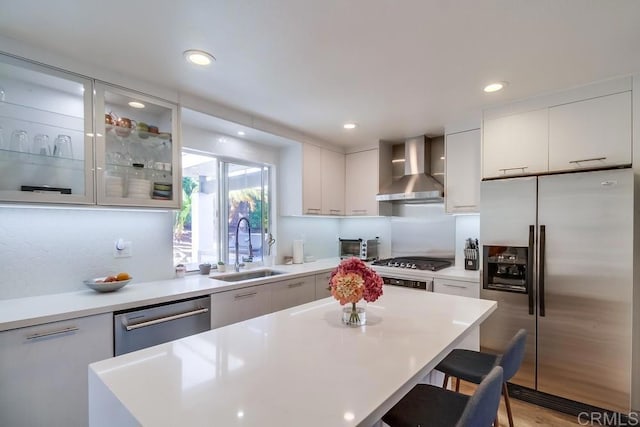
top-left (464, 248), bottom-right (479, 270)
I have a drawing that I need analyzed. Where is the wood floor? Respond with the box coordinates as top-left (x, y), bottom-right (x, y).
top-left (458, 381), bottom-right (580, 426)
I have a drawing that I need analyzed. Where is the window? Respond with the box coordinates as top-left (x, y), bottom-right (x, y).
top-left (223, 162), bottom-right (270, 266)
top-left (173, 150), bottom-right (271, 270)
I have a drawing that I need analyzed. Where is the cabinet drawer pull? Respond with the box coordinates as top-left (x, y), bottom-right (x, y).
top-left (351, 209), bottom-right (368, 214)
top-left (443, 283), bottom-right (468, 289)
top-left (568, 157), bottom-right (606, 164)
top-left (125, 308), bottom-right (209, 331)
top-left (26, 326), bottom-right (79, 340)
top-left (498, 166), bottom-right (528, 173)
top-left (287, 282), bottom-right (304, 288)
top-left (234, 291), bottom-right (258, 300)
top-left (453, 204), bottom-right (477, 209)
top-left (306, 208), bottom-right (321, 214)
top-left (329, 209), bottom-right (342, 215)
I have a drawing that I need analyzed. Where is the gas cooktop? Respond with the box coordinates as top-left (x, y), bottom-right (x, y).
top-left (372, 256), bottom-right (453, 271)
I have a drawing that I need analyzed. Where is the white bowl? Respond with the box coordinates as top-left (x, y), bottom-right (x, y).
top-left (83, 277), bottom-right (132, 293)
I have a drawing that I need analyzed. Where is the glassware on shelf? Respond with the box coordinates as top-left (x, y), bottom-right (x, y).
top-left (53, 134), bottom-right (73, 159)
top-left (32, 134), bottom-right (51, 156)
top-left (10, 130), bottom-right (29, 153)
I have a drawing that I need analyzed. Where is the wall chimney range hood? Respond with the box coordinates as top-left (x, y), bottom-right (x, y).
top-left (376, 135), bottom-right (445, 203)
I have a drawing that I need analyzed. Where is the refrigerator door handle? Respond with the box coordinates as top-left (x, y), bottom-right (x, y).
top-left (539, 224), bottom-right (546, 317)
top-left (528, 225), bottom-right (535, 315)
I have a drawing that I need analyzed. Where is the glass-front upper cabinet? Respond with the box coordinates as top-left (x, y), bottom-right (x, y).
top-left (94, 83), bottom-right (180, 208)
top-left (0, 53), bottom-right (94, 204)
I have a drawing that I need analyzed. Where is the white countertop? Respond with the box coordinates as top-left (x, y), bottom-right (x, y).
top-left (88, 286), bottom-right (496, 427)
top-left (0, 258), bottom-right (479, 332)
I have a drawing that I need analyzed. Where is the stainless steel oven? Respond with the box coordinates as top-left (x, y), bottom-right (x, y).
top-left (381, 276), bottom-right (433, 291)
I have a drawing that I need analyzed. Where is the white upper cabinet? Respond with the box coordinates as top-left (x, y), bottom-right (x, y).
top-left (95, 83), bottom-right (180, 209)
top-left (445, 129), bottom-right (480, 213)
top-left (0, 53), bottom-right (94, 204)
top-left (482, 77), bottom-right (633, 179)
top-left (482, 108), bottom-right (549, 179)
top-left (321, 148), bottom-right (345, 215)
top-left (548, 92), bottom-right (632, 171)
top-left (281, 143), bottom-right (346, 216)
top-left (302, 143), bottom-right (323, 214)
top-left (345, 149), bottom-right (379, 216)
top-left (0, 53), bottom-right (180, 208)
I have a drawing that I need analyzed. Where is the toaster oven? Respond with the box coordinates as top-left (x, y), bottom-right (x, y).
top-left (339, 238), bottom-right (379, 261)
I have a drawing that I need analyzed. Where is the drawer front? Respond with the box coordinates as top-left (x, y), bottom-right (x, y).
top-left (433, 278), bottom-right (478, 299)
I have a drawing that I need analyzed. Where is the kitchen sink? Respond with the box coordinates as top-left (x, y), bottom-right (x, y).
top-left (213, 269), bottom-right (287, 282)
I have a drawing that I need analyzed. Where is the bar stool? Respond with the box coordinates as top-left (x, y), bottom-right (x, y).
top-left (435, 329), bottom-right (527, 427)
top-left (382, 366), bottom-right (503, 427)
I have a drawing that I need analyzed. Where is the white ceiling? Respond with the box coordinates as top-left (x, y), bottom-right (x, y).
top-left (1, 1), bottom-right (640, 147)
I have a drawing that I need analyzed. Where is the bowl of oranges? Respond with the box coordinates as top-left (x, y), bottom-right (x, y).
top-left (84, 272), bottom-right (132, 293)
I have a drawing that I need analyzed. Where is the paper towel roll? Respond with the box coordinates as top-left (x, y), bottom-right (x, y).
top-left (293, 240), bottom-right (304, 264)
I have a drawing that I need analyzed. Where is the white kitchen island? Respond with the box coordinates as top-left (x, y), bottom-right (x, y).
top-left (89, 286), bottom-right (496, 427)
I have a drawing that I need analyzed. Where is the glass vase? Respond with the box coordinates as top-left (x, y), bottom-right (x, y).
top-left (342, 302), bottom-right (366, 326)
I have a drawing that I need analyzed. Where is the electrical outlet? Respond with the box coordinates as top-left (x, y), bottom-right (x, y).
top-left (114, 239), bottom-right (132, 258)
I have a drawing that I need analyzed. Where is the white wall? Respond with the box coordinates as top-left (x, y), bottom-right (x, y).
top-left (277, 216), bottom-right (340, 262)
top-left (182, 125), bottom-right (279, 166)
top-left (0, 206), bottom-right (174, 299)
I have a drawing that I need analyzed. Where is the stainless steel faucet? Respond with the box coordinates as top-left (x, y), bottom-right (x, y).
top-left (234, 217), bottom-right (253, 272)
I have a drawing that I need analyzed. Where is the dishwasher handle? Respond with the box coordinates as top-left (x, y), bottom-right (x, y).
top-left (124, 307), bottom-right (209, 331)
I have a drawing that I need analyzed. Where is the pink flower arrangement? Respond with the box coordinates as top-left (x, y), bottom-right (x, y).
top-left (329, 258), bottom-right (383, 324)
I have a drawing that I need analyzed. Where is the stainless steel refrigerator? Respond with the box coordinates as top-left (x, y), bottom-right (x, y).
top-left (480, 168), bottom-right (633, 413)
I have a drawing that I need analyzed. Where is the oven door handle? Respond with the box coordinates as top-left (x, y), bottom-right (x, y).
top-left (427, 279), bottom-right (434, 292)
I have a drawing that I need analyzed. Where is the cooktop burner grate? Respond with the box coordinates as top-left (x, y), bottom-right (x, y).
top-left (372, 256), bottom-right (453, 271)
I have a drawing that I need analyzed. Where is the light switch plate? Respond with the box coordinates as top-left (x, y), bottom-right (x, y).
top-left (114, 240), bottom-right (132, 258)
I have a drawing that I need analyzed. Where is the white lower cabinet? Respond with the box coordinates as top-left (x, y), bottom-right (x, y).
top-left (0, 313), bottom-right (113, 427)
top-left (210, 285), bottom-right (271, 329)
top-left (433, 278), bottom-right (479, 350)
top-left (429, 278), bottom-right (480, 386)
top-left (271, 275), bottom-right (316, 312)
top-left (314, 271), bottom-right (333, 299)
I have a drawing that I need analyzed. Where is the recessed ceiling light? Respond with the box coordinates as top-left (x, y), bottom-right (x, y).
top-left (184, 49), bottom-right (216, 66)
top-left (483, 82), bottom-right (507, 93)
top-left (343, 123), bottom-right (358, 130)
top-left (237, 131), bottom-right (245, 136)
top-left (128, 101), bottom-right (145, 109)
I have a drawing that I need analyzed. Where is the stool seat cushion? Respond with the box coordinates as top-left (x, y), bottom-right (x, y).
top-left (382, 384), bottom-right (469, 427)
top-left (435, 349), bottom-right (499, 384)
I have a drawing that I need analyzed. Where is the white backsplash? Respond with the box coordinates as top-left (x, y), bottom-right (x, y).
top-left (390, 204), bottom-right (456, 258)
top-left (338, 217), bottom-right (392, 258)
top-left (455, 215), bottom-right (480, 267)
top-left (0, 207), bottom-right (174, 299)
top-left (277, 216), bottom-right (341, 262)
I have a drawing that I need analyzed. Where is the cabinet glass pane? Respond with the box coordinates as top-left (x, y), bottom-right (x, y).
top-left (96, 85), bottom-right (177, 206)
top-left (0, 54), bottom-right (93, 203)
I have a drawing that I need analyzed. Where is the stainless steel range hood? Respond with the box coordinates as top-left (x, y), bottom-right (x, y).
top-left (376, 135), bottom-right (444, 203)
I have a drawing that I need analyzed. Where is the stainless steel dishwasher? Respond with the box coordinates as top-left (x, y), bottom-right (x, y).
top-left (114, 296), bottom-right (211, 356)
